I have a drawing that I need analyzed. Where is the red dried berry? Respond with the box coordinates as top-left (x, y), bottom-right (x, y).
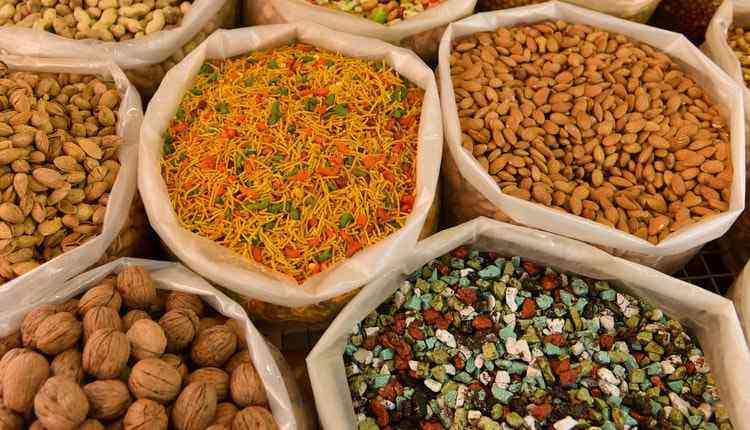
top-left (370, 399), bottom-right (390, 427)
top-left (529, 403), bottom-right (552, 421)
top-left (423, 308), bottom-right (441, 325)
top-left (543, 333), bottom-right (566, 347)
top-left (408, 324), bottom-right (425, 341)
top-left (520, 298), bottom-right (536, 318)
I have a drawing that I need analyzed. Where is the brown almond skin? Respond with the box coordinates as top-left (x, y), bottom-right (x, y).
top-left (34, 312), bottom-right (82, 355)
top-left (82, 328), bottom-right (130, 380)
top-left (50, 349), bottom-right (84, 383)
top-left (231, 406), bottom-right (278, 430)
top-left (34, 376), bottom-right (90, 430)
top-left (187, 367), bottom-right (229, 401)
top-left (128, 358), bottom-right (181, 404)
top-left (190, 325), bottom-right (237, 368)
top-left (116, 267), bottom-right (156, 310)
top-left (172, 382), bottom-right (217, 430)
top-left (78, 284), bottom-right (121, 315)
top-left (230, 362), bottom-right (267, 407)
top-left (83, 379), bottom-right (131, 420)
top-left (3, 351), bottom-right (49, 413)
top-left (123, 399), bottom-right (167, 430)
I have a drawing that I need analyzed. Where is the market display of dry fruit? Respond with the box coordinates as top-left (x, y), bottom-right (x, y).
top-left (450, 20), bottom-right (732, 246)
top-left (0, 265), bottom-right (277, 429)
top-left (651, 0), bottom-right (721, 43)
top-left (727, 26), bottom-right (750, 88)
top-left (161, 44), bottom-right (423, 283)
top-left (300, 0), bottom-right (446, 24)
top-left (0, 67), bottom-right (123, 283)
top-left (345, 246), bottom-right (734, 429)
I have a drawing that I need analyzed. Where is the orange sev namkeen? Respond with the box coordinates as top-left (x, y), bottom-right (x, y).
top-left (161, 44), bottom-right (423, 283)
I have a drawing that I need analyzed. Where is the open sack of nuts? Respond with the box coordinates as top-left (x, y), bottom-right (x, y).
top-left (477, 0), bottom-right (662, 24)
top-left (307, 217), bottom-right (750, 429)
top-left (0, 0), bottom-right (238, 95)
top-left (439, 1), bottom-right (746, 274)
top-left (138, 23), bottom-right (442, 324)
top-left (0, 55), bottom-right (139, 290)
top-left (0, 258), bottom-right (312, 429)
top-left (244, 0), bottom-right (476, 61)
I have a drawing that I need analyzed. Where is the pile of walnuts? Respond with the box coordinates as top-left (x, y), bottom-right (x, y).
top-left (0, 265), bottom-right (277, 430)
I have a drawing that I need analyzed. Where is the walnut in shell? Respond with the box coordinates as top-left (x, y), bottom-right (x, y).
top-left (165, 292), bottom-right (204, 317)
top-left (116, 267), bottom-right (156, 310)
top-left (50, 349), bottom-right (84, 384)
top-left (158, 309), bottom-right (199, 352)
top-left (214, 402), bottom-right (239, 426)
top-left (197, 318), bottom-right (224, 334)
top-left (122, 310), bottom-right (150, 331)
top-left (0, 405), bottom-right (22, 430)
top-left (225, 350), bottom-right (251, 374)
top-left (126, 319), bottom-right (166, 360)
top-left (80, 419), bottom-right (105, 430)
top-left (224, 320), bottom-right (246, 350)
top-left (187, 367), bottom-right (229, 401)
top-left (78, 284), bottom-right (122, 315)
top-left (160, 354), bottom-right (189, 382)
top-left (0, 333), bottom-right (21, 359)
top-left (123, 399), bottom-right (167, 430)
top-left (171, 382), bottom-right (217, 430)
top-left (83, 306), bottom-right (123, 340)
top-left (128, 358), bottom-right (181, 404)
top-left (3, 351), bottom-right (49, 413)
top-left (33, 312), bottom-right (82, 355)
top-left (190, 325), bottom-right (237, 368)
top-left (82, 328), bottom-right (130, 379)
top-left (21, 305), bottom-right (57, 348)
top-left (232, 406), bottom-right (278, 430)
top-left (57, 299), bottom-right (80, 314)
top-left (0, 348), bottom-right (29, 395)
top-left (34, 376), bottom-right (90, 430)
top-left (230, 362), bottom-right (267, 407)
top-left (83, 379), bottom-right (131, 420)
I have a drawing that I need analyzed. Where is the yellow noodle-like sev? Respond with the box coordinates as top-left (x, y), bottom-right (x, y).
top-left (161, 44), bottom-right (423, 283)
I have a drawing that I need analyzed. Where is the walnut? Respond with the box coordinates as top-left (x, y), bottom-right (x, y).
top-left (0, 348), bottom-right (29, 395)
top-left (83, 329), bottom-right (130, 379)
top-left (171, 382), bottom-right (217, 430)
top-left (165, 292), bottom-right (205, 317)
top-left (29, 421), bottom-right (45, 430)
top-left (230, 362), bottom-right (267, 407)
top-left (34, 376), bottom-right (90, 430)
top-left (224, 320), bottom-right (246, 350)
top-left (158, 309), bottom-right (198, 352)
top-left (107, 419), bottom-right (124, 430)
top-left (187, 367), bottom-right (229, 401)
top-left (78, 284), bottom-right (122, 315)
top-left (0, 405), bottom-right (22, 430)
top-left (197, 318), bottom-right (224, 333)
top-left (126, 319), bottom-right (166, 360)
top-left (160, 354), bottom-right (188, 382)
top-left (3, 351), bottom-right (49, 413)
top-left (128, 358), bottom-right (181, 404)
top-left (57, 299), bottom-right (80, 314)
top-left (83, 306), bottom-right (123, 340)
top-left (123, 399), bottom-right (167, 430)
top-left (206, 426), bottom-right (227, 430)
top-left (122, 310), bottom-right (150, 331)
top-left (79, 419), bottom-right (105, 430)
top-left (33, 312), bottom-right (82, 355)
top-left (214, 402), bottom-right (238, 426)
top-left (83, 379), bottom-right (131, 420)
top-left (190, 325), bottom-right (237, 367)
top-left (50, 349), bottom-right (84, 383)
top-left (0, 332), bottom-right (21, 359)
top-left (225, 350), bottom-right (251, 374)
top-left (232, 407), bottom-right (278, 430)
top-left (21, 305), bottom-right (57, 348)
top-left (116, 267), bottom-right (156, 310)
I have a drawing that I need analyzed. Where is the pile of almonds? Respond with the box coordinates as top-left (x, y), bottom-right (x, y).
top-left (0, 0), bottom-right (195, 42)
top-left (0, 265), bottom-right (277, 430)
top-left (728, 27), bottom-right (750, 88)
top-left (451, 20), bottom-right (733, 244)
top-left (0, 66), bottom-right (122, 282)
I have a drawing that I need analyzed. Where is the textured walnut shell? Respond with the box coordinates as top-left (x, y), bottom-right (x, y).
top-left (34, 312), bottom-right (82, 355)
top-left (225, 350), bottom-right (251, 374)
top-left (107, 419), bottom-right (124, 430)
top-left (122, 310), bottom-right (150, 331)
top-left (57, 299), bottom-right (80, 314)
top-left (158, 309), bottom-right (198, 352)
top-left (165, 292), bottom-right (204, 317)
top-left (160, 354), bottom-right (189, 382)
top-left (172, 382), bottom-right (217, 430)
top-left (83, 306), bottom-right (123, 340)
top-left (0, 348), bottom-right (29, 396)
top-left (83, 329), bottom-right (130, 379)
top-left (230, 362), bottom-right (267, 407)
top-left (3, 351), bottom-right (49, 413)
top-left (190, 325), bottom-right (237, 367)
top-left (0, 332), bottom-right (21, 359)
top-left (187, 367), bottom-right (229, 401)
top-left (232, 406), bottom-right (278, 430)
top-left (123, 399), bottom-right (167, 430)
top-left (34, 376), bottom-right (89, 430)
top-left (21, 305), bottom-right (57, 348)
top-left (78, 284), bottom-right (122, 315)
top-left (126, 319), bottom-right (166, 360)
top-left (206, 426), bottom-right (228, 430)
top-left (128, 358), bottom-right (181, 404)
top-left (116, 267), bottom-right (156, 310)
top-left (197, 318), bottom-right (224, 334)
top-left (50, 349), bottom-right (84, 383)
top-left (214, 402), bottom-right (239, 426)
top-left (79, 419), bottom-right (105, 430)
top-left (0, 404), bottom-right (22, 430)
top-left (224, 320), bottom-right (246, 350)
top-left (83, 380), bottom-right (131, 420)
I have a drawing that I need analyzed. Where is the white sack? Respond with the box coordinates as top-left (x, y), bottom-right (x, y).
top-left (439, 1), bottom-right (747, 273)
top-left (0, 0), bottom-right (231, 70)
top-left (729, 261), bottom-right (750, 347)
top-left (0, 55), bottom-right (140, 293)
top-left (139, 23), bottom-right (442, 308)
top-left (562, 0), bottom-right (661, 21)
top-left (245, 0), bottom-right (477, 60)
top-left (307, 217), bottom-right (750, 429)
top-left (0, 258), bottom-right (313, 430)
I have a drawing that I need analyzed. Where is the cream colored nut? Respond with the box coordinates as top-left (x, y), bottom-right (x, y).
top-left (165, 291), bottom-right (204, 316)
top-left (191, 325), bottom-right (237, 368)
top-left (83, 379), bottom-right (131, 420)
top-left (83, 305), bottom-right (123, 339)
top-left (230, 362), bottom-right (267, 407)
top-left (119, 3), bottom-right (149, 18)
top-left (3, 351), bottom-right (49, 413)
top-left (127, 319), bottom-right (166, 360)
top-left (82, 328), bottom-right (130, 379)
top-left (50, 348), bottom-right (84, 383)
top-left (116, 266), bottom-right (156, 310)
top-left (78, 283), bottom-right (122, 314)
top-left (232, 406), bottom-right (278, 430)
top-left (187, 367), bottom-right (229, 401)
top-left (128, 358), bottom-right (181, 403)
top-left (34, 376), bottom-right (90, 430)
top-left (144, 9), bottom-right (164, 34)
top-left (172, 382), bottom-right (217, 430)
top-left (33, 311), bottom-right (81, 355)
top-left (158, 309), bottom-right (198, 351)
top-left (123, 398), bottom-right (167, 430)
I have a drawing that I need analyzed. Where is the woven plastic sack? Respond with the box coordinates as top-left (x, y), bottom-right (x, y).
top-left (0, 258), bottom-right (313, 430)
top-left (0, 0), bottom-right (238, 96)
top-left (0, 54), bottom-right (140, 291)
top-left (139, 23), bottom-right (442, 324)
top-left (439, 1), bottom-right (746, 274)
top-left (477, 0), bottom-right (661, 23)
top-left (307, 217), bottom-right (750, 429)
top-left (245, 0), bottom-right (476, 61)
